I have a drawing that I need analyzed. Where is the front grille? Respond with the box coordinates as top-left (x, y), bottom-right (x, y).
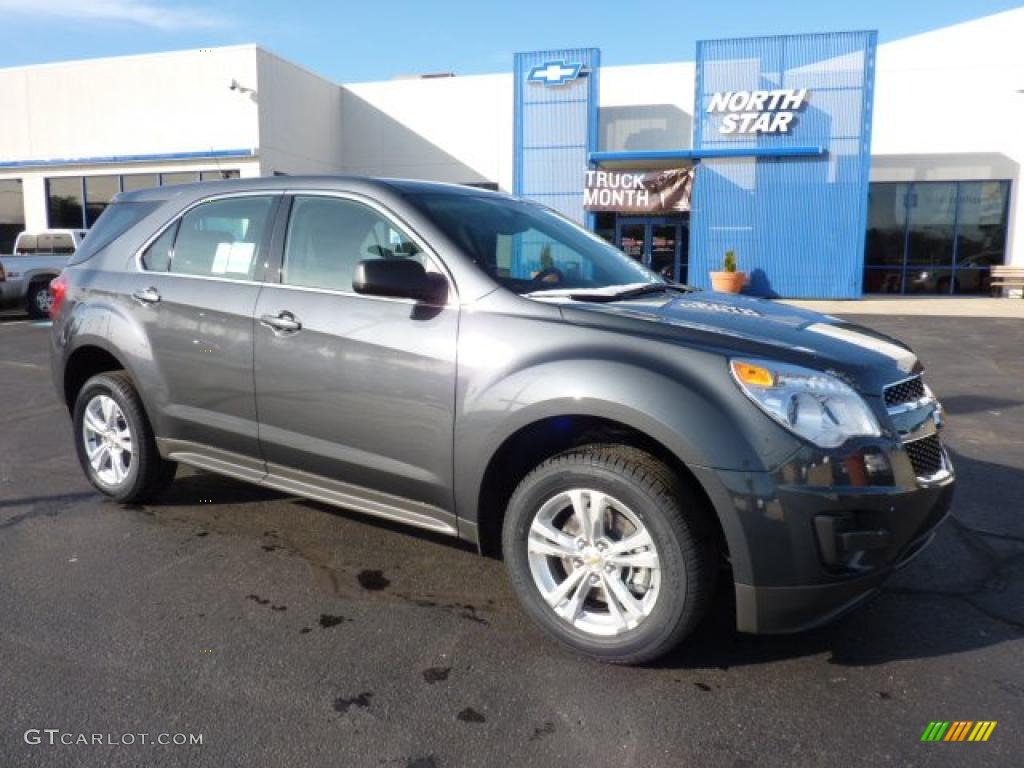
top-left (904, 434), bottom-right (945, 478)
top-left (884, 375), bottom-right (926, 408)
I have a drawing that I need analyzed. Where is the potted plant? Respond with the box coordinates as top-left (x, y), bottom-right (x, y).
top-left (710, 250), bottom-right (747, 293)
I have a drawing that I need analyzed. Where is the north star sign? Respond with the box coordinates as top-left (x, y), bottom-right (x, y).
top-left (707, 88), bottom-right (809, 134)
top-left (528, 60), bottom-right (583, 86)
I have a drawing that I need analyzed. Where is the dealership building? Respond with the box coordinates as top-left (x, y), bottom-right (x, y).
top-left (0, 8), bottom-right (1021, 298)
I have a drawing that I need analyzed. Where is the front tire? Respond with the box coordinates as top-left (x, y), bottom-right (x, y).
top-left (502, 445), bottom-right (716, 665)
top-left (72, 372), bottom-right (176, 503)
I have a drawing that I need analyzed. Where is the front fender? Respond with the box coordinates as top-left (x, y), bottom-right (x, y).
top-left (454, 354), bottom-right (800, 525)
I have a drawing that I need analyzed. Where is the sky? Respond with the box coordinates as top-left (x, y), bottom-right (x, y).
top-left (0, 0), bottom-right (1020, 82)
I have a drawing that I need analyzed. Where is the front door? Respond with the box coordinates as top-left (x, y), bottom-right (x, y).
top-left (615, 217), bottom-right (687, 283)
top-left (253, 194), bottom-right (458, 521)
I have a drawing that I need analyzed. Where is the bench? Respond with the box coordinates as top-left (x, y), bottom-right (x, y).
top-left (990, 266), bottom-right (1024, 297)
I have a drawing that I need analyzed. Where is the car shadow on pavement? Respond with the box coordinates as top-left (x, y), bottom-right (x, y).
top-left (156, 469), bottom-right (287, 506)
top-left (0, 491), bottom-right (96, 511)
top-left (656, 447), bottom-right (1024, 670)
top-left (938, 394), bottom-right (1023, 415)
top-left (113, 449), bottom-right (1024, 670)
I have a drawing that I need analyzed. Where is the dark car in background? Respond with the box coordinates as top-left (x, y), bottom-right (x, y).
top-left (49, 177), bottom-right (954, 664)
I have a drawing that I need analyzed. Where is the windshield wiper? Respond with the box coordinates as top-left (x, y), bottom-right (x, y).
top-left (567, 282), bottom-right (696, 303)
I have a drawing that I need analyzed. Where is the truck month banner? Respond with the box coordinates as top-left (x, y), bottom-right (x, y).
top-left (583, 168), bottom-right (693, 213)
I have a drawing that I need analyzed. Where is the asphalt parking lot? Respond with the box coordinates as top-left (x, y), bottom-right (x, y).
top-left (1, 309), bottom-right (1022, 768)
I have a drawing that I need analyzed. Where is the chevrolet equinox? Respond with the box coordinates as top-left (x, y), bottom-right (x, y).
top-left (50, 177), bottom-right (954, 664)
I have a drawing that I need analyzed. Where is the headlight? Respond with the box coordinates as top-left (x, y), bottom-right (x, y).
top-left (730, 359), bottom-right (881, 448)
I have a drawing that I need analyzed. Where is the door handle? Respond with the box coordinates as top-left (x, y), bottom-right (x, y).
top-left (132, 287), bottom-right (161, 305)
top-left (260, 311), bottom-right (302, 334)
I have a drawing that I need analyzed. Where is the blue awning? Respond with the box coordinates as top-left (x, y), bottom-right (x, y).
top-left (589, 146), bottom-right (827, 169)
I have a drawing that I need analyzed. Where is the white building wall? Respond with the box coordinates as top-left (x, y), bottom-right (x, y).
top-left (339, 74), bottom-right (513, 189)
top-left (870, 7), bottom-right (1024, 266)
top-left (598, 62), bottom-right (695, 153)
top-left (0, 46), bottom-right (263, 231)
top-left (0, 46), bottom-right (260, 163)
top-left (256, 50), bottom-right (345, 175)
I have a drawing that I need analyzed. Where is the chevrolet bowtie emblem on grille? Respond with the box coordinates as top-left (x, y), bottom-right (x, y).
top-left (527, 60), bottom-right (583, 86)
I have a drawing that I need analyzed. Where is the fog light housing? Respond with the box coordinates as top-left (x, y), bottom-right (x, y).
top-left (814, 514), bottom-right (891, 572)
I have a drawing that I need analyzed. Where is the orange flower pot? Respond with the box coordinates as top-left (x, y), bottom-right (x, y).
top-left (709, 271), bottom-right (747, 293)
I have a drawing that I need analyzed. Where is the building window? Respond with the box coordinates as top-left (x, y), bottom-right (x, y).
top-left (159, 172), bottom-right (196, 186)
top-left (200, 170), bottom-right (240, 181)
top-left (85, 175), bottom-right (120, 227)
top-left (863, 180), bottom-right (1010, 295)
top-left (122, 173), bottom-right (161, 192)
top-left (46, 170), bottom-right (241, 229)
top-left (0, 179), bottom-right (25, 253)
top-left (47, 177), bottom-right (86, 229)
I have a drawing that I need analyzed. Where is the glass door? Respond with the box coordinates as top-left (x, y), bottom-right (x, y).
top-left (615, 217), bottom-right (686, 282)
top-left (651, 222), bottom-right (680, 282)
top-left (617, 220), bottom-right (647, 262)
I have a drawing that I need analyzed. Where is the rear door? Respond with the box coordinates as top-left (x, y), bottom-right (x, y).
top-left (121, 193), bottom-right (281, 477)
top-left (252, 193), bottom-right (459, 523)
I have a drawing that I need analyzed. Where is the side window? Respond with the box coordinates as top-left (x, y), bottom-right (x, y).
top-left (141, 223), bottom-right (177, 271)
top-left (169, 196), bottom-right (274, 279)
top-left (51, 233), bottom-right (75, 254)
top-left (283, 196), bottom-right (434, 292)
top-left (15, 235), bottom-right (36, 255)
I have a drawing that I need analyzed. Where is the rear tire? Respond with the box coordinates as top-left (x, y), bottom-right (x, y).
top-left (26, 281), bottom-right (53, 319)
top-left (72, 372), bottom-right (176, 503)
top-left (502, 444), bottom-right (716, 665)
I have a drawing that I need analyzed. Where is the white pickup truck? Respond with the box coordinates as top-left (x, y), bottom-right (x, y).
top-left (0, 229), bottom-right (88, 317)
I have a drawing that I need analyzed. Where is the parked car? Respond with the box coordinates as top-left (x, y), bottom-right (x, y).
top-left (0, 229), bottom-right (88, 317)
top-left (50, 177), bottom-right (954, 664)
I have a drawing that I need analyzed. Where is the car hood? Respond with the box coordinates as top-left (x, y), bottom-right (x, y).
top-left (555, 290), bottom-right (922, 395)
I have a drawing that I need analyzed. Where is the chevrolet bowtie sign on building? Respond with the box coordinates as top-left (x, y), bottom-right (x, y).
top-left (527, 60), bottom-right (583, 86)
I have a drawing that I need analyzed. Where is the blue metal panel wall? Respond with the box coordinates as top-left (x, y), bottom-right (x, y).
top-left (690, 32), bottom-right (877, 298)
top-left (514, 48), bottom-right (600, 225)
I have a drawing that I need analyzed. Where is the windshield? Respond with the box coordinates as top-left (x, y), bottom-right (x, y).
top-left (407, 192), bottom-right (663, 295)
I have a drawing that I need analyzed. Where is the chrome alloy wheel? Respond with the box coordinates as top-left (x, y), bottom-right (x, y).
top-left (82, 394), bottom-right (133, 486)
top-left (526, 489), bottom-right (661, 636)
top-left (34, 287), bottom-right (54, 314)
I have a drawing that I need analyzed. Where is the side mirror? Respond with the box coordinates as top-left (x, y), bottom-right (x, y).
top-left (352, 258), bottom-right (448, 304)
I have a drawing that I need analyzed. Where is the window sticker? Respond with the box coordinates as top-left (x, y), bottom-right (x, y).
top-left (211, 241), bottom-right (256, 275)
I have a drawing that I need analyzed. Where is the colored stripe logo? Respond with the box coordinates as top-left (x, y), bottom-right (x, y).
top-left (921, 721), bottom-right (997, 742)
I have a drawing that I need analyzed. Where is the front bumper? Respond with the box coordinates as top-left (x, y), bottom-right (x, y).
top-left (691, 440), bottom-right (955, 635)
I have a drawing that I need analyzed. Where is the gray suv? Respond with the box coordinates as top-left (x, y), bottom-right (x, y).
top-left (50, 177), bottom-right (954, 664)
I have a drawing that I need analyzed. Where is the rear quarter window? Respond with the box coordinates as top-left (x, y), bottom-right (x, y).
top-left (68, 201), bottom-right (159, 265)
